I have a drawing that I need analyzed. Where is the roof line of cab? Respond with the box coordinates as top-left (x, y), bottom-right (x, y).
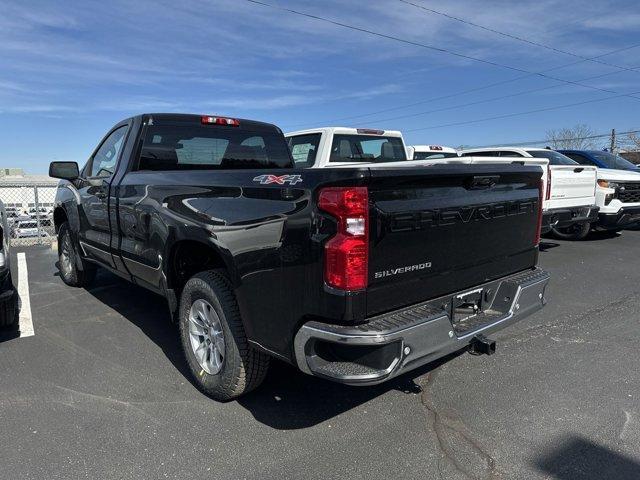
top-left (286, 126), bottom-right (403, 137)
top-left (137, 113), bottom-right (283, 133)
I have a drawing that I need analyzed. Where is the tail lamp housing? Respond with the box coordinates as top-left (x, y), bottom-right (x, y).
top-left (545, 165), bottom-right (552, 201)
top-left (318, 187), bottom-right (369, 290)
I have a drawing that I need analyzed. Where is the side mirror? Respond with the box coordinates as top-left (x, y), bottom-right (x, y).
top-left (49, 161), bottom-right (79, 181)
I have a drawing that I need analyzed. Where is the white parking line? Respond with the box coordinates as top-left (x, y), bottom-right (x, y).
top-left (17, 252), bottom-right (34, 337)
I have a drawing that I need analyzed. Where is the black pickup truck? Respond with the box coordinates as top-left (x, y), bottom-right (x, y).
top-left (49, 113), bottom-right (549, 400)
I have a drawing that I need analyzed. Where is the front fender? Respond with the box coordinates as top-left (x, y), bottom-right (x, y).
top-left (53, 181), bottom-right (81, 235)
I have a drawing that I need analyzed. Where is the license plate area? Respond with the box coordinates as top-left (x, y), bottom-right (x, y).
top-left (452, 288), bottom-right (483, 324)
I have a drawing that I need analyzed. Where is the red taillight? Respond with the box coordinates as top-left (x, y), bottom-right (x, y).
top-left (319, 187), bottom-right (368, 290)
top-left (535, 179), bottom-right (543, 246)
top-left (545, 165), bottom-right (551, 201)
top-left (356, 129), bottom-right (384, 135)
top-left (201, 115), bottom-right (240, 126)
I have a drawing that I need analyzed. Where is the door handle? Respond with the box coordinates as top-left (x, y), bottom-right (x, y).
top-left (95, 190), bottom-right (107, 200)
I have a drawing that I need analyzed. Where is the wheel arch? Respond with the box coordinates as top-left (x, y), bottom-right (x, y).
top-left (164, 239), bottom-right (236, 294)
top-left (53, 206), bottom-right (68, 234)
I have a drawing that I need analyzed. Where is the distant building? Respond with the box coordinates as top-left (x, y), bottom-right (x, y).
top-left (0, 168), bottom-right (58, 214)
top-left (0, 168), bottom-right (26, 177)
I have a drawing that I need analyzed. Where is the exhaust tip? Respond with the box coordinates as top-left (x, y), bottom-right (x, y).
top-left (469, 334), bottom-right (496, 356)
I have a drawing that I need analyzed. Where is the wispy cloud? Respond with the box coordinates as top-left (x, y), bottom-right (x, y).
top-left (207, 83), bottom-right (403, 110)
top-left (582, 14), bottom-right (640, 31)
top-left (0, 0), bottom-right (639, 127)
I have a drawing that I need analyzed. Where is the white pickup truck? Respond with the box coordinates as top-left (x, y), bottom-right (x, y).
top-left (448, 148), bottom-right (599, 240)
top-left (407, 144), bottom-right (459, 160)
top-left (284, 131), bottom-right (598, 239)
top-left (593, 169), bottom-right (640, 231)
top-left (285, 127), bottom-right (413, 167)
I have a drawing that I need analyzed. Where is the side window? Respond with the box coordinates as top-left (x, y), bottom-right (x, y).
top-left (287, 134), bottom-right (321, 167)
top-left (464, 151), bottom-right (500, 157)
top-left (498, 151), bottom-right (524, 157)
top-left (565, 153), bottom-right (594, 166)
top-left (89, 126), bottom-right (127, 178)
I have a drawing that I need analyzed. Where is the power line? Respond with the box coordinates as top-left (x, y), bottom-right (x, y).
top-left (472, 129), bottom-right (640, 148)
top-left (244, 0), bottom-right (640, 105)
top-left (350, 64), bottom-right (640, 126)
top-left (404, 90), bottom-right (640, 132)
top-left (397, 0), bottom-right (639, 74)
top-left (284, 41), bottom-right (640, 129)
top-left (285, 41), bottom-right (640, 128)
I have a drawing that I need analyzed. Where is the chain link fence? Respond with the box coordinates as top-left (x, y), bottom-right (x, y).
top-left (0, 182), bottom-right (57, 247)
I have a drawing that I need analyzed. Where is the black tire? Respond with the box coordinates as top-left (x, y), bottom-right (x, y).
top-left (0, 291), bottom-right (17, 328)
top-left (178, 270), bottom-right (269, 401)
top-left (550, 222), bottom-right (591, 240)
top-left (57, 222), bottom-right (96, 287)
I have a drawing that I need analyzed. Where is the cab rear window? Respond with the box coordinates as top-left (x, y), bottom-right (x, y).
top-left (137, 125), bottom-right (293, 171)
top-left (329, 135), bottom-right (406, 163)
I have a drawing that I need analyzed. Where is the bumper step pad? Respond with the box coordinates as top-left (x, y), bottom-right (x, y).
top-left (294, 268), bottom-right (550, 385)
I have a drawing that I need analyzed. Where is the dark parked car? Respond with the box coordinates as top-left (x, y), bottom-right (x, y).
top-left (558, 150), bottom-right (640, 172)
top-left (49, 113), bottom-right (549, 400)
top-left (0, 201), bottom-right (18, 328)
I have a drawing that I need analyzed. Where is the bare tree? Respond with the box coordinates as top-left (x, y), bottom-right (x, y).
top-left (545, 124), bottom-right (596, 149)
top-left (623, 131), bottom-right (640, 151)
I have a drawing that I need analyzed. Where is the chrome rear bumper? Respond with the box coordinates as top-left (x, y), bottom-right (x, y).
top-left (294, 268), bottom-right (550, 385)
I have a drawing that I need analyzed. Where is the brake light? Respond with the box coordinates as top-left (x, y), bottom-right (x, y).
top-left (318, 187), bottom-right (369, 290)
top-left (545, 166), bottom-right (551, 201)
top-left (356, 129), bottom-right (384, 135)
top-left (535, 179), bottom-right (543, 246)
top-left (201, 115), bottom-right (240, 126)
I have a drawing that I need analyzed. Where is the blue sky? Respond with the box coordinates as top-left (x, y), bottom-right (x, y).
top-left (1, 0), bottom-right (640, 173)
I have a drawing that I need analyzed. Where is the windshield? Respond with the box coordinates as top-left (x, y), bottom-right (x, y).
top-left (590, 152), bottom-right (639, 170)
top-left (329, 135), bottom-right (406, 163)
top-left (413, 151), bottom-right (458, 160)
top-left (526, 150), bottom-right (577, 165)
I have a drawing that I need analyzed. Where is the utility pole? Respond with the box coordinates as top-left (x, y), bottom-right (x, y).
top-left (610, 128), bottom-right (616, 153)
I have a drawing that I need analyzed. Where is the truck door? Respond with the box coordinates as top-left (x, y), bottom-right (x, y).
top-left (76, 125), bottom-right (129, 268)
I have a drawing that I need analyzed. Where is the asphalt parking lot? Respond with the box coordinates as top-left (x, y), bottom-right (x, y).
top-left (1, 232), bottom-right (639, 479)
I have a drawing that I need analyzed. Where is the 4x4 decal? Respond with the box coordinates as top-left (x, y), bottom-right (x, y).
top-left (253, 174), bottom-right (303, 185)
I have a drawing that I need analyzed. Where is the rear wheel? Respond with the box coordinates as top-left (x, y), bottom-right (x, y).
top-left (550, 222), bottom-right (591, 240)
top-left (57, 222), bottom-right (96, 287)
top-left (178, 270), bottom-right (269, 401)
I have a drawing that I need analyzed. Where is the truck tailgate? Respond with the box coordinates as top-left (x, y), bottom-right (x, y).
top-left (366, 164), bottom-right (542, 316)
top-left (548, 165), bottom-right (597, 209)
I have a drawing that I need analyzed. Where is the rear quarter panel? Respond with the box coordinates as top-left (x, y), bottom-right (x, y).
top-left (114, 168), bottom-right (369, 359)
